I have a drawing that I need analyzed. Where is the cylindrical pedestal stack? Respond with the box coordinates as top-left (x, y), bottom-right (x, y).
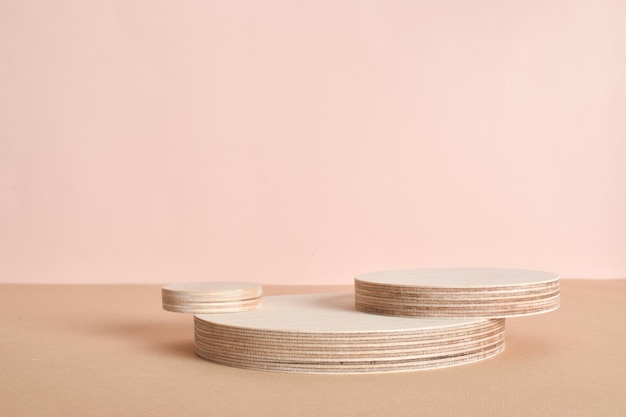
top-left (162, 268), bottom-right (560, 374)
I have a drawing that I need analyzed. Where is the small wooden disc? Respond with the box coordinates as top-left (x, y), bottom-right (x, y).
top-left (162, 282), bottom-right (262, 314)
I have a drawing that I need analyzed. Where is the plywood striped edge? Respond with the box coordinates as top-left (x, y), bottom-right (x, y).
top-left (355, 268), bottom-right (559, 318)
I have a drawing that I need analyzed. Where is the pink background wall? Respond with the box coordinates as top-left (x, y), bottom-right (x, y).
top-left (1, 0), bottom-right (625, 284)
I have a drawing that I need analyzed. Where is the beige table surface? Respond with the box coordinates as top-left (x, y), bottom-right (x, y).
top-left (1, 280), bottom-right (625, 417)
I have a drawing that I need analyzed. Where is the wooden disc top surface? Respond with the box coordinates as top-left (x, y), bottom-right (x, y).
top-left (162, 281), bottom-right (262, 296)
top-left (355, 268), bottom-right (559, 288)
top-left (195, 293), bottom-right (483, 333)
